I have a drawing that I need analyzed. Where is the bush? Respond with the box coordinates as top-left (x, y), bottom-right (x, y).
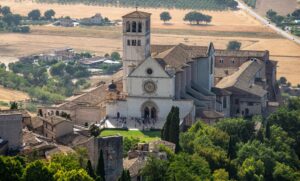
top-left (227, 41), bottom-right (241, 50)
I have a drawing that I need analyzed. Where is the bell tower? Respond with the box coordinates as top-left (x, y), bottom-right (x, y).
top-left (122, 10), bottom-right (151, 92)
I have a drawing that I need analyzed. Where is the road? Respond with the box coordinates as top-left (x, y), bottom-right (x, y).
top-left (236, 0), bottom-right (300, 45)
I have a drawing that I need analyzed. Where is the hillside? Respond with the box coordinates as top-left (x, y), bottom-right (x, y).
top-left (255, 0), bottom-right (299, 16)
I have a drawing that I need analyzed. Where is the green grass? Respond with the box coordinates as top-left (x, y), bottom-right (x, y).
top-left (99, 130), bottom-right (161, 142)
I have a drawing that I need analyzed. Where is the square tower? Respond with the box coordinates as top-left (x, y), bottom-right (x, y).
top-left (122, 11), bottom-right (151, 77)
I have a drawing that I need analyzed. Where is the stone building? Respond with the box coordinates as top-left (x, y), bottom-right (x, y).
top-left (106, 10), bottom-right (220, 127)
top-left (80, 136), bottom-right (123, 181)
top-left (0, 110), bottom-right (23, 150)
top-left (216, 59), bottom-right (268, 117)
top-left (215, 49), bottom-right (279, 102)
top-left (39, 116), bottom-right (73, 140)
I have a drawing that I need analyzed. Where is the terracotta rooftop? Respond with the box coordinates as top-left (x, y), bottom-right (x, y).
top-left (122, 11), bottom-right (151, 18)
top-left (39, 116), bottom-right (72, 126)
top-left (215, 49), bottom-right (268, 58)
top-left (216, 59), bottom-right (267, 97)
top-left (152, 43), bottom-right (210, 72)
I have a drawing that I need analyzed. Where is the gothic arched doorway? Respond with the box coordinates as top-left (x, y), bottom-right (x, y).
top-left (151, 107), bottom-right (156, 119)
top-left (144, 107), bottom-right (150, 119)
top-left (141, 101), bottom-right (158, 120)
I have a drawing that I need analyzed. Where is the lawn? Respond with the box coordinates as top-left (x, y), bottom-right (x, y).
top-left (99, 129), bottom-right (161, 142)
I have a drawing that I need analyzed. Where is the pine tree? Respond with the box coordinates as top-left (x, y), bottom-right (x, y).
top-left (86, 160), bottom-right (96, 179)
top-left (96, 150), bottom-right (105, 181)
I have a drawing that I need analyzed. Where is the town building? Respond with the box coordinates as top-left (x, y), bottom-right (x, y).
top-left (0, 110), bottom-right (23, 150)
top-left (216, 59), bottom-right (268, 117)
top-left (39, 115), bottom-right (73, 140)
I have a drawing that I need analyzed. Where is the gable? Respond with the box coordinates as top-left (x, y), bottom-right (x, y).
top-left (129, 57), bottom-right (170, 78)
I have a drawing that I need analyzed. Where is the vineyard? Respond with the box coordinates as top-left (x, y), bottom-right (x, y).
top-left (36, 0), bottom-right (237, 10)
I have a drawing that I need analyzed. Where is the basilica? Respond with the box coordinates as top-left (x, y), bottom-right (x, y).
top-left (105, 10), bottom-right (223, 128)
top-left (39, 10), bottom-right (279, 130)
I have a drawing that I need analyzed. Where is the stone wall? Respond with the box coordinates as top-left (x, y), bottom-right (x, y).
top-left (0, 114), bottom-right (23, 149)
top-left (81, 136), bottom-right (123, 181)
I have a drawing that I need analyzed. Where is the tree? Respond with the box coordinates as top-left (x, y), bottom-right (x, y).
top-left (213, 169), bottom-right (229, 181)
top-left (267, 9), bottom-right (277, 19)
top-left (118, 169), bottom-right (131, 181)
top-left (167, 153), bottom-right (211, 181)
top-left (265, 121), bottom-right (271, 139)
top-left (96, 149), bottom-right (105, 181)
top-left (2, 13), bottom-right (22, 26)
top-left (141, 156), bottom-right (169, 181)
top-left (90, 124), bottom-right (101, 137)
top-left (160, 11), bottom-right (172, 23)
top-left (161, 107), bottom-right (174, 141)
top-left (0, 156), bottom-right (24, 181)
top-left (238, 157), bottom-right (265, 181)
top-left (161, 106), bottom-right (180, 152)
top-left (183, 11), bottom-right (212, 24)
top-left (22, 160), bottom-right (53, 181)
top-left (50, 62), bottom-right (65, 76)
top-left (28, 9), bottom-right (41, 20)
top-left (0, 6), bottom-right (11, 16)
top-left (51, 153), bottom-right (81, 171)
top-left (86, 160), bottom-right (96, 179)
top-left (111, 52), bottom-right (121, 61)
top-left (228, 1), bottom-right (238, 9)
top-left (55, 169), bottom-right (94, 181)
top-left (227, 41), bottom-right (241, 50)
top-left (10, 101), bottom-right (18, 110)
top-left (279, 77), bottom-right (287, 85)
top-left (272, 162), bottom-right (300, 181)
top-left (291, 9), bottom-right (300, 19)
top-left (44, 9), bottom-right (55, 20)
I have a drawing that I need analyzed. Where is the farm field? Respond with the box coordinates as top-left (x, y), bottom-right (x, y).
top-left (99, 130), bottom-right (161, 142)
top-left (255, 0), bottom-right (299, 16)
top-left (0, 86), bottom-right (29, 103)
top-left (0, 0), bottom-right (299, 85)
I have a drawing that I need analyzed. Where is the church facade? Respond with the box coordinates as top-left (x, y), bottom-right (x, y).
top-left (106, 11), bottom-right (220, 128)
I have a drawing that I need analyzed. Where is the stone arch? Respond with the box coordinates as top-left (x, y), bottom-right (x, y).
top-left (138, 22), bottom-right (142, 32)
top-left (132, 21), bottom-right (137, 32)
top-left (126, 21), bottom-right (131, 32)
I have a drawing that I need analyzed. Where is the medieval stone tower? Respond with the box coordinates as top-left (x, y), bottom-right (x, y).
top-left (122, 11), bottom-right (151, 92)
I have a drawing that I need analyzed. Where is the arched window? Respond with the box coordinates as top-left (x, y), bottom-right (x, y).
top-left (132, 21), bottom-right (137, 32)
top-left (126, 21), bottom-right (130, 32)
top-left (138, 22), bottom-right (142, 32)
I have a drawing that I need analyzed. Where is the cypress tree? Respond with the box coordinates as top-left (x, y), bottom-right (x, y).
top-left (169, 107), bottom-right (180, 153)
top-left (161, 107), bottom-right (175, 141)
top-left (126, 170), bottom-right (131, 180)
top-left (266, 121), bottom-right (271, 139)
top-left (227, 136), bottom-right (235, 159)
top-left (118, 169), bottom-right (131, 181)
top-left (86, 160), bottom-right (96, 179)
top-left (96, 149), bottom-right (105, 181)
